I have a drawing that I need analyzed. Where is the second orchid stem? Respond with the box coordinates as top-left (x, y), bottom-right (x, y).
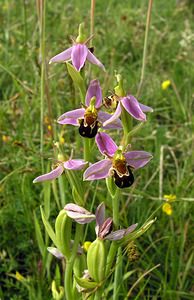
top-left (64, 223), bottom-right (82, 300)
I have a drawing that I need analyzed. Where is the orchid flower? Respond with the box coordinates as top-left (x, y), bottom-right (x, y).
top-left (83, 132), bottom-right (153, 188)
top-left (64, 203), bottom-right (96, 224)
top-left (103, 74), bottom-right (153, 127)
top-left (49, 23), bottom-right (105, 72)
top-left (57, 80), bottom-right (122, 138)
top-left (95, 203), bottom-right (138, 241)
top-left (33, 158), bottom-right (87, 183)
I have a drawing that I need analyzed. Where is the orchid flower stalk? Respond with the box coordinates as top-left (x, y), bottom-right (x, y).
top-left (33, 7), bottom-right (155, 298)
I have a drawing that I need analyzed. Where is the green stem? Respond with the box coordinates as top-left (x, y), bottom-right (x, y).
top-left (94, 288), bottom-right (103, 300)
top-left (64, 261), bottom-right (74, 300)
top-left (83, 138), bottom-right (91, 162)
top-left (112, 189), bottom-right (120, 228)
top-left (136, 0), bottom-right (153, 98)
top-left (113, 247), bottom-right (122, 300)
top-left (90, 0), bottom-right (95, 46)
top-left (105, 242), bottom-right (118, 277)
top-left (88, 0), bottom-right (96, 80)
top-left (64, 224), bottom-right (82, 300)
top-left (39, 0), bottom-right (46, 172)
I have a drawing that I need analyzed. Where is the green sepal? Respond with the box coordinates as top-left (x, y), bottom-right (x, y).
top-left (40, 206), bottom-right (57, 246)
top-left (74, 275), bottom-right (98, 290)
top-left (122, 218), bottom-right (156, 245)
top-left (66, 62), bottom-right (86, 100)
top-left (127, 122), bottom-right (144, 139)
top-left (106, 176), bottom-right (117, 197)
top-left (87, 239), bottom-right (106, 282)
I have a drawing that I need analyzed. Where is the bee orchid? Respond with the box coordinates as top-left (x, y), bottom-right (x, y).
top-left (64, 203), bottom-right (96, 224)
top-left (103, 74), bottom-right (153, 126)
top-left (33, 158), bottom-right (87, 183)
top-left (57, 80), bottom-right (122, 138)
top-left (103, 94), bottom-right (153, 126)
top-left (49, 23), bottom-right (105, 72)
top-left (83, 132), bottom-right (153, 188)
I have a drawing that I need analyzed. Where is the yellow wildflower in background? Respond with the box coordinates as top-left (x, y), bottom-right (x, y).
top-left (2, 135), bottom-right (10, 142)
top-left (162, 194), bottom-right (176, 216)
top-left (59, 136), bottom-right (65, 145)
top-left (164, 194), bottom-right (176, 202)
top-left (47, 125), bottom-right (52, 131)
top-left (15, 271), bottom-right (25, 282)
top-left (83, 241), bottom-right (91, 252)
top-left (161, 80), bottom-right (171, 90)
top-left (44, 116), bottom-right (50, 124)
top-left (162, 203), bottom-right (173, 215)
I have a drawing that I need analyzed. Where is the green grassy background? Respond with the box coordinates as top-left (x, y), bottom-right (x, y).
top-left (0, 0), bottom-right (194, 299)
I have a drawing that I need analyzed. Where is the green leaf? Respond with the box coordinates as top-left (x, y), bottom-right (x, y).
top-left (43, 179), bottom-right (51, 219)
top-left (123, 218), bottom-right (156, 244)
top-left (33, 212), bottom-right (45, 256)
top-left (72, 186), bottom-right (84, 206)
top-left (40, 206), bottom-right (57, 246)
top-left (127, 122), bottom-right (144, 138)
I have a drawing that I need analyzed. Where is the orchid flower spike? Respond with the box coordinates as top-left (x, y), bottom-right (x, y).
top-left (57, 80), bottom-right (122, 138)
top-left (33, 157), bottom-right (87, 183)
top-left (64, 202), bottom-right (137, 240)
top-left (49, 23), bottom-right (105, 72)
top-left (103, 74), bottom-right (153, 127)
top-left (83, 132), bottom-right (153, 188)
top-left (95, 203), bottom-right (138, 241)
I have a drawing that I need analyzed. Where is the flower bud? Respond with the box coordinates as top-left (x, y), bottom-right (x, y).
top-left (87, 238), bottom-right (106, 282)
top-left (51, 280), bottom-right (64, 300)
top-left (55, 210), bottom-right (71, 257)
